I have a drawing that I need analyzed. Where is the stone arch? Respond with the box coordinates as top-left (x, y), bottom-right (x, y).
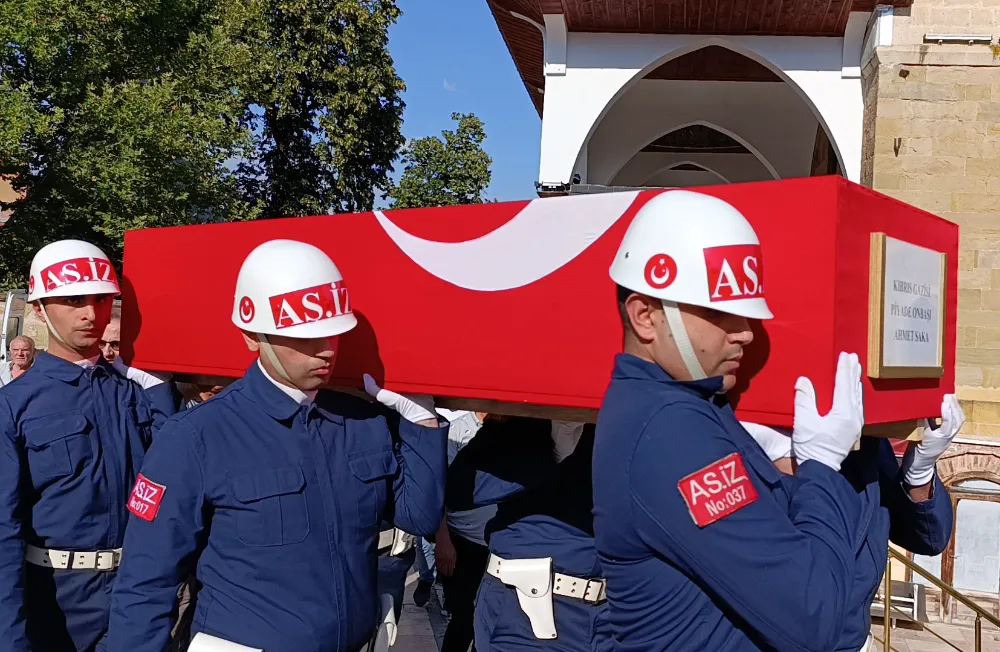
top-left (577, 38), bottom-right (848, 182)
top-left (643, 161), bottom-right (732, 186)
top-left (606, 120), bottom-right (781, 187)
top-left (938, 448), bottom-right (1000, 487)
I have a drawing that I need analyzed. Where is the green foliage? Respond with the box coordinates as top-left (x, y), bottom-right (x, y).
top-left (0, 0), bottom-right (405, 288)
top-left (387, 112), bottom-right (492, 209)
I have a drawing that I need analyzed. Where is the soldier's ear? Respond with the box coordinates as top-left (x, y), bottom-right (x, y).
top-left (240, 330), bottom-right (261, 353)
top-left (625, 294), bottom-right (659, 344)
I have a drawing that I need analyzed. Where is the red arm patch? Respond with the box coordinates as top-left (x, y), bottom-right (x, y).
top-left (677, 452), bottom-right (759, 528)
top-left (128, 474), bottom-right (166, 523)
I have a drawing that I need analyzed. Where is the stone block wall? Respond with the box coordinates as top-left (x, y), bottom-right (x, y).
top-left (864, 0), bottom-right (1000, 438)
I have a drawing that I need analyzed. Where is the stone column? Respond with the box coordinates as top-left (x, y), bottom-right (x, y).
top-left (864, 0), bottom-right (1000, 439)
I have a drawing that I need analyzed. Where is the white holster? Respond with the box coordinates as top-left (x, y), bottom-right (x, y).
top-left (391, 530), bottom-right (415, 557)
top-left (377, 528), bottom-right (415, 558)
top-left (492, 557), bottom-right (557, 640)
top-left (188, 633), bottom-right (263, 652)
top-left (369, 593), bottom-right (397, 652)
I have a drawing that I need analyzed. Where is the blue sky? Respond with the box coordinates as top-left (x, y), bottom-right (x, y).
top-left (389, 0), bottom-right (541, 202)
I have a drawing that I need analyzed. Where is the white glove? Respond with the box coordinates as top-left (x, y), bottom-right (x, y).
top-left (551, 421), bottom-right (585, 462)
top-left (363, 374), bottom-right (436, 424)
top-left (792, 352), bottom-right (865, 472)
top-left (902, 394), bottom-right (964, 487)
top-left (112, 356), bottom-right (172, 389)
top-left (740, 422), bottom-right (793, 462)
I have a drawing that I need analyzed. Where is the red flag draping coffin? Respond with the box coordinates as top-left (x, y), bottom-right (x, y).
top-left (121, 176), bottom-right (958, 429)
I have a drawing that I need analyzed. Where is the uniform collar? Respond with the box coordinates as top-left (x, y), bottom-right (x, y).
top-left (244, 362), bottom-right (336, 423)
top-left (256, 361), bottom-right (317, 406)
top-left (32, 351), bottom-right (110, 383)
top-left (613, 353), bottom-right (725, 399)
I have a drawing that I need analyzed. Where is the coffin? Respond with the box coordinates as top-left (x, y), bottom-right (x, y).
top-left (121, 177), bottom-right (958, 433)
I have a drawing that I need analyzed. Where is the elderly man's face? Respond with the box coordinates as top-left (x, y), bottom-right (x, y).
top-left (10, 341), bottom-right (33, 369)
top-left (100, 319), bottom-right (121, 364)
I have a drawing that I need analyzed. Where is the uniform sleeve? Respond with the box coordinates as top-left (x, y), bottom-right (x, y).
top-left (0, 397), bottom-right (28, 652)
top-left (446, 419), bottom-right (555, 511)
top-left (629, 404), bottom-right (863, 652)
top-left (141, 382), bottom-right (181, 433)
top-left (879, 440), bottom-right (954, 556)
top-left (144, 382), bottom-right (182, 428)
top-left (387, 415), bottom-right (448, 538)
top-left (105, 421), bottom-right (206, 652)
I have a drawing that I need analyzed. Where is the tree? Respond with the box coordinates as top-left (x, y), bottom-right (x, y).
top-left (0, 0), bottom-right (405, 288)
top-left (387, 112), bottom-right (492, 209)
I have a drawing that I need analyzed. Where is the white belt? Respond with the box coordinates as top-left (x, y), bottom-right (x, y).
top-left (25, 544), bottom-right (122, 571)
top-left (487, 553), bottom-right (606, 604)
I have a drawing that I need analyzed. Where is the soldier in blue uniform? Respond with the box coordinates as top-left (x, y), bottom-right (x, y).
top-left (105, 239), bottom-right (448, 652)
top-left (741, 394), bottom-right (961, 652)
top-left (0, 239), bottom-right (175, 652)
top-left (447, 416), bottom-right (610, 652)
top-left (593, 190), bottom-right (871, 652)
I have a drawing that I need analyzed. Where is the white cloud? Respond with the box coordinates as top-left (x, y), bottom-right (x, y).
top-left (443, 78), bottom-right (458, 92)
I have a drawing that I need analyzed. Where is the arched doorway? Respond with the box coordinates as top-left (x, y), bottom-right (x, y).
top-left (583, 44), bottom-right (850, 189)
top-left (609, 123), bottom-right (778, 189)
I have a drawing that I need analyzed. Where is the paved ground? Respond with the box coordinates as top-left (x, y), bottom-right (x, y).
top-left (392, 573), bottom-right (447, 652)
top-left (871, 620), bottom-right (1000, 652)
top-left (393, 580), bottom-right (1000, 652)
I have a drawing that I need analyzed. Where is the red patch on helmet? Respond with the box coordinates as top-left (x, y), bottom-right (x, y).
top-left (238, 296), bottom-right (255, 323)
top-left (269, 281), bottom-right (351, 330)
top-left (28, 276), bottom-right (35, 294)
top-left (703, 245), bottom-right (764, 302)
top-left (40, 257), bottom-right (120, 293)
top-left (644, 254), bottom-right (677, 290)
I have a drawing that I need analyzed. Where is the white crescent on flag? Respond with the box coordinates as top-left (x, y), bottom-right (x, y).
top-left (373, 191), bottom-right (642, 292)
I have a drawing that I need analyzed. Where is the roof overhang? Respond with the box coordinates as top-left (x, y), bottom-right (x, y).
top-left (487, 0), bottom-right (913, 115)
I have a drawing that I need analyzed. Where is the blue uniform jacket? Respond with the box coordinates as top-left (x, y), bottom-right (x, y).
top-left (105, 362), bottom-right (448, 652)
top-left (0, 352), bottom-right (174, 652)
top-left (593, 355), bottom-right (866, 652)
top-left (831, 437), bottom-right (952, 650)
top-left (448, 418), bottom-right (610, 652)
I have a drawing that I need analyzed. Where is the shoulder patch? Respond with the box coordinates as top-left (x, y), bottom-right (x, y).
top-left (128, 474), bottom-right (166, 522)
top-left (677, 452), bottom-right (758, 528)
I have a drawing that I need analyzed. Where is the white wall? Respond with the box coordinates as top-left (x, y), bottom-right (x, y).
top-left (612, 152), bottom-right (771, 186)
top-left (590, 80), bottom-right (818, 186)
top-left (538, 30), bottom-right (866, 185)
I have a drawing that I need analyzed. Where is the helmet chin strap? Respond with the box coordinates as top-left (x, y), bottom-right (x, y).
top-left (38, 303), bottom-right (69, 347)
top-left (257, 334), bottom-right (293, 384)
top-left (661, 300), bottom-right (707, 381)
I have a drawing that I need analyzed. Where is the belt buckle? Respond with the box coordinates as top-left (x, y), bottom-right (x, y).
top-left (584, 579), bottom-right (605, 604)
top-left (96, 549), bottom-right (119, 572)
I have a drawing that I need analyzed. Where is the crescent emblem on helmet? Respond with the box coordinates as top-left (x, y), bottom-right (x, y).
top-left (239, 296), bottom-right (255, 323)
top-left (644, 254), bottom-right (677, 290)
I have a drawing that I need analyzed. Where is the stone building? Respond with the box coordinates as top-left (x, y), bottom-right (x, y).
top-left (489, 0), bottom-right (1000, 620)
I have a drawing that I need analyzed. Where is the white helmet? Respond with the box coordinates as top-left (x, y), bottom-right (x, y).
top-left (610, 190), bottom-right (772, 382)
top-left (232, 239), bottom-right (357, 339)
top-left (28, 239), bottom-right (121, 302)
top-left (610, 190), bottom-right (772, 320)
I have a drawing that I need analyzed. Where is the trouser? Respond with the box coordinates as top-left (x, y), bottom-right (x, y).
top-left (377, 546), bottom-right (417, 621)
top-left (415, 537), bottom-right (437, 584)
top-left (440, 532), bottom-right (490, 652)
top-left (473, 576), bottom-right (611, 652)
top-left (25, 563), bottom-right (116, 652)
top-left (168, 577), bottom-right (199, 652)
